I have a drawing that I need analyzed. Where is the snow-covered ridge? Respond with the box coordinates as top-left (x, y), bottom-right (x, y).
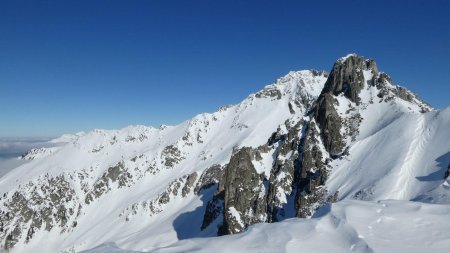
top-left (1, 55), bottom-right (449, 253)
top-left (0, 69), bottom-right (329, 252)
top-left (20, 147), bottom-right (61, 160)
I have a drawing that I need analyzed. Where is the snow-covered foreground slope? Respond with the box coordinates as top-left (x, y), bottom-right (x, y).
top-left (1, 55), bottom-right (449, 253)
top-left (83, 200), bottom-right (450, 253)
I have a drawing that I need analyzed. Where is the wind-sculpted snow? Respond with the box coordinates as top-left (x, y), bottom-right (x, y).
top-left (83, 200), bottom-right (450, 253)
top-left (1, 56), bottom-right (449, 253)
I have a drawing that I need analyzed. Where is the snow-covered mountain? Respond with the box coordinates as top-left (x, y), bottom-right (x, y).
top-left (1, 54), bottom-right (449, 253)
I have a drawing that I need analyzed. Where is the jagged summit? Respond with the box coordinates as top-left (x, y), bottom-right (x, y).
top-left (337, 52), bottom-right (358, 62)
top-left (0, 55), bottom-right (448, 253)
top-left (322, 54), bottom-right (378, 103)
top-left (325, 54), bottom-right (431, 111)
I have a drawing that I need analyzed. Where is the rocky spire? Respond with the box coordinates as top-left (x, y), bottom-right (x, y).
top-left (321, 54), bottom-right (378, 104)
top-left (314, 54), bottom-right (378, 156)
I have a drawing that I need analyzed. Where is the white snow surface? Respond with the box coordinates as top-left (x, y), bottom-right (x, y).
top-left (327, 95), bottom-right (450, 202)
top-left (82, 200), bottom-right (450, 253)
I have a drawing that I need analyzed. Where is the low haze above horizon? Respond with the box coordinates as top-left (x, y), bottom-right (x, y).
top-left (1, 0), bottom-right (449, 138)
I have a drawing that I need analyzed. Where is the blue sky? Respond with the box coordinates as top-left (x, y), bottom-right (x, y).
top-left (1, 0), bottom-right (449, 138)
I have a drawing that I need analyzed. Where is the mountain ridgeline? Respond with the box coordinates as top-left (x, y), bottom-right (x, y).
top-left (1, 54), bottom-right (447, 253)
top-left (202, 54), bottom-right (431, 234)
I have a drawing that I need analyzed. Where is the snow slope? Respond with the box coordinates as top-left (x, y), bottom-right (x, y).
top-left (327, 102), bottom-right (450, 202)
top-left (83, 200), bottom-right (450, 253)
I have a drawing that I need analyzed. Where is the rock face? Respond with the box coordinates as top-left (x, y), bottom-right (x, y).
top-left (0, 175), bottom-right (81, 250)
top-left (218, 148), bottom-right (267, 234)
top-left (314, 54), bottom-right (378, 156)
top-left (321, 54), bottom-right (377, 103)
top-left (294, 120), bottom-right (329, 218)
top-left (314, 93), bottom-right (344, 156)
top-left (202, 117), bottom-right (334, 234)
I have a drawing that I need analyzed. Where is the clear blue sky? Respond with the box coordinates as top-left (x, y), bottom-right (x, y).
top-left (1, 0), bottom-right (449, 138)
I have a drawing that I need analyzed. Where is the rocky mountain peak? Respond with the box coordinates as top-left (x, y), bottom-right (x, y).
top-left (322, 54), bottom-right (378, 103)
top-left (0, 54), bottom-right (446, 253)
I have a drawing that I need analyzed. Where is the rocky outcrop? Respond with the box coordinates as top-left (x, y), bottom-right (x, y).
top-left (120, 174), bottom-right (195, 221)
top-left (294, 121), bottom-right (330, 217)
top-left (194, 164), bottom-right (224, 194)
top-left (313, 54), bottom-right (391, 157)
top-left (85, 162), bottom-right (132, 204)
top-left (322, 54), bottom-right (377, 103)
top-left (202, 118), bottom-right (335, 234)
top-left (314, 93), bottom-right (345, 156)
top-left (313, 55), bottom-right (378, 156)
top-left (218, 148), bottom-right (267, 235)
top-left (266, 121), bottom-right (302, 222)
top-left (0, 175), bottom-right (81, 250)
top-left (161, 144), bottom-right (185, 168)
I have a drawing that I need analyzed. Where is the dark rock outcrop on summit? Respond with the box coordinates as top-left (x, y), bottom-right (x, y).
top-left (321, 55), bottom-right (378, 104)
top-left (313, 54), bottom-right (378, 156)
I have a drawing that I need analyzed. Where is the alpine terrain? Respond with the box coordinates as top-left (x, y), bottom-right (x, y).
top-left (1, 54), bottom-right (450, 253)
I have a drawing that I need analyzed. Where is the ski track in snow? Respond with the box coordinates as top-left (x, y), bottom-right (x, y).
top-left (387, 113), bottom-right (429, 199)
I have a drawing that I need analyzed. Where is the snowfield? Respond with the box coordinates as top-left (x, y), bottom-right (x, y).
top-left (83, 200), bottom-right (450, 253)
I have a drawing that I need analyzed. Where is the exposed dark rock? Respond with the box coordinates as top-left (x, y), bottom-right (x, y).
top-left (321, 55), bottom-right (377, 104)
top-left (194, 165), bottom-right (224, 194)
top-left (314, 93), bottom-right (345, 156)
top-left (0, 175), bottom-right (80, 250)
top-left (267, 127), bottom-right (284, 146)
top-left (162, 144), bottom-right (185, 168)
top-left (311, 70), bottom-right (328, 78)
top-left (288, 102), bottom-right (295, 114)
top-left (373, 72), bottom-right (392, 90)
top-left (121, 176), bottom-right (187, 221)
top-left (201, 147), bottom-right (270, 235)
top-left (201, 117), bottom-right (337, 233)
top-left (182, 172), bottom-right (198, 197)
top-left (85, 162), bottom-right (132, 204)
top-left (201, 191), bottom-right (224, 231)
top-left (396, 86), bottom-right (414, 102)
top-left (294, 121), bottom-right (329, 218)
top-left (218, 147), bottom-right (267, 235)
top-left (313, 55), bottom-right (378, 156)
top-left (266, 121), bottom-right (302, 222)
top-left (255, 86), bottom-right (282, 100)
